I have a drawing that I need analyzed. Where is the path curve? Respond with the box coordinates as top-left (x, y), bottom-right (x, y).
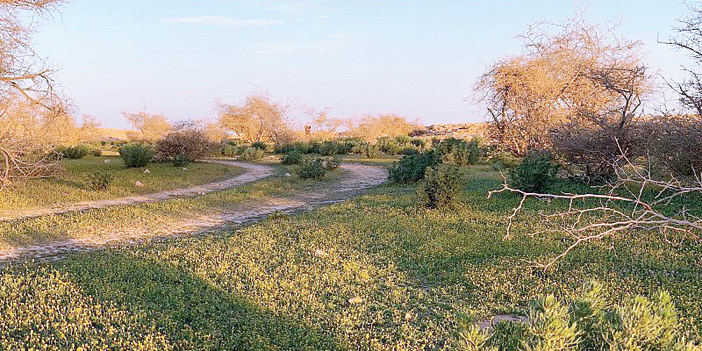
top-left (0, 163), bottom-right (387, 264)
top-left (0, 161), bottom-right (274, 222)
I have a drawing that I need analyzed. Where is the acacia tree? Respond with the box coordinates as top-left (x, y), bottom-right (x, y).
top-left (347, 114), bottom-right (422, 141)
top-left (475, 17), bottom-right (650, 156)
top-left (217, 92), bottom-right (295, 144)
top-left (0, 0), bottom-right (66, 187)
top-left (122, 111), bottom-right (172, 142)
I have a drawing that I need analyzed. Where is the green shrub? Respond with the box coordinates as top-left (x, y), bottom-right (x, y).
top-left (323, 156), bottom-right (341, 171)
top-left (61, 145), bottom-right (90, 159)
top-left (509, 150), bottom-right (559, 192)
top-left (319, 141), bottom-right (341, 156)
top-left (362, 143), bottom-right (380, 158)
top-left (296, 157), bottom-right (327, 180)
top-left (294, 141), bottom-right (313, 154)
top-left (251, 142), bottom-right (268, 151)
top-left (377, 136), bottom-right (402, 155)
top-left (281, 149), bottom-right (304, 165)
top-left (85, 170), bottom-right (114, 191)
top-left (172, 154), bottom-right (189, 167)
top-left (490, 151), bottom-right (519, 171)
top-left (119, 143), bottom-right (154, 168)
top-left (458, 282), bottom-right (702, 351)
top-left (417, 164), bottom-right (461, 209)
top-left (388, 151), bottom-right (440, 183)
top-left (221, 144), bottom-right (238, 157)
top-left (410, 138), bottom-right (426, 148)
top-left (436, 137), bottom-right (481, 165)
top-left (240, 148), bottom-right (264, 161)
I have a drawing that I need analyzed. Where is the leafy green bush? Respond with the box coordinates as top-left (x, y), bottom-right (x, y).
top-left (410, 138), bottom-right (426, 148)
top-left (91, 148), bottom-right (103, 157)
top-left (251, 142), bottom-right (268, 151)
top-left (362, 143), bottom-right (380, 158)
top-left (61, 145), bottom-right (90, 159)
top-left (417, 165), bottom-right (461, 209)
top-left (490, 151), bottom-right (519, 171)
top-left (221, 144), bottom-right (238, 157)
top-left (281, 149), bottom-right (304, 165)
top-left (240, 148), bottom-right (264, 161)
top-left (436, 137), bottom-right (481, 165)
top-left (119, 143), bottom-right (154, 168)
top-left (377, 136), bottom-right (402, 155)
top-left (319, 141), bottom-right (341, 156)
top-left (509, 150), bottom-right (559, 192)
top-left (459, 282), bottom-right (702, 351)
top-left (388, 151), bottom-right (440, 183)
top-left (296, 157), bottom-right (327, 180)
top-left (85, 170), bottom-right (114, 191)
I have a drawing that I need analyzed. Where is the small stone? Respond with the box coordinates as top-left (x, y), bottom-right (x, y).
top-left (285, 173), bottom-right (292, 177)
top-left (405, 312), bottom-right (413, 321)
top-left (348, 297), bottom-right (364, 304)
top-left (103, 159), bottom-right (111, 163)
top-left (143, 169), bottom-right (150, 174)
top-left (314, 249), bottom-right (329, 258)
top-left (182, 167), bottom-right (188, 171)
top-left (135, 180), bottom-right (145, 188)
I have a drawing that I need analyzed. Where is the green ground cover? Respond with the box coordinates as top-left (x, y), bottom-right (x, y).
top-left (0, 156), bottom-right (243, 212)
top-left (0, 164), bottom-right (700, 349)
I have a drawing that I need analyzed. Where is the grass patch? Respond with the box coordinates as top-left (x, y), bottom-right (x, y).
top-left (0, 156), bottom-right (243, 212)
top-left (0, 164), bottom-right (700, 349)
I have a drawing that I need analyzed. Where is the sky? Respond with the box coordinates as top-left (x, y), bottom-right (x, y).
top-left (31, 0), bottom-right (693, 129)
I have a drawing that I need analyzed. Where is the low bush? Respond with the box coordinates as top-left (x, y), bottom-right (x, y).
top-left (417, 164), bottom-right (461, 209)
top-left (377, 136), bottom-right (402, 155)
top-left (251, 142), bottom-right (268, 151)
top-left (296, 157), bottom-right (327, 180)
top-left (85, 170), bottom-right (114, 191)
top-left (91, 148), bottom-right (103, 157)
top-left (221, 144), bottom-right (238, 157)
top-left (119, 143), bottom-right (154, 168)
top-left (551, 123), bottom-right (643, 183)
top-left (459, 282), bottom-right (701, 351)
top-left (319, 141), bottom-right (341, 156)
top-left (281, 149), bottom-right (304, 165)
top-left (362, 143), bottom-right (380, 158)
top-left (323, 156), bottom-right (341, 171)
top-left (154, 124), bottom-right (213, 167)
top-left (644, 116), bottom-right (702, 177)
top-left (410, 138), bottom-right (426, 149)
top-left (388, 150), bottom-right (440, 183)
top-left (436, 137), bottom-right (481, 165)
top-left (489, 151), bottom-right (519, 171)
top-left (60, 145), bottom-right (90, 159)
top-left (239, 148), bottom-right (264, 161)
top-left (509, 150), bottom-right (559, 192)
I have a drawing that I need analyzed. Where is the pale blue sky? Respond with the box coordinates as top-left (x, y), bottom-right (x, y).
top-left (33, 0), bottom-right (691, 128)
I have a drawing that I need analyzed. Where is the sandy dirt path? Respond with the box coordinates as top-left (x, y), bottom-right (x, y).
top-left (0, 163), bottom-right (387, 264)
top-left (0, 161), bottom-right (274, 222)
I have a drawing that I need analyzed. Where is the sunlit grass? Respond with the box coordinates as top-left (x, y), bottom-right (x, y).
top-left (0, 156), bottom-right (243, 212)
top-left (0, 164), bottom-right (700, 349)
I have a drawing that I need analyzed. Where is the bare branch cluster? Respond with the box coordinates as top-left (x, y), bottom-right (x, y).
top-left (489, 148), bottom-right (702, 270)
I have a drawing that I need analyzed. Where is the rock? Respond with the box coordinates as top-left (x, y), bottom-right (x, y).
top-left (182, 167), bottom-right (188, 171)
top-left (478, 315), bottom-right (529, 330)
top-left (348, 297), bottom-right (364, 305)
top-left (405, 312), bottom-right (413, 321)
top-left (314, 249), bottom-right (329, 258)
top-left (103, 159), bottom-right (111, 164)
top-left (285, 173), bottom-right (292, 177)
top-left (135, 180), bottom-right (145, 188)
top-left (143, 169), bottom-right (150, 174)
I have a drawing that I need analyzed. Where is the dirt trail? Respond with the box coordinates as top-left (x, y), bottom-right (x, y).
top-left (0, 163), bottom-right (387, 264)
top-left (0, 161), bottom-right (274, 222)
